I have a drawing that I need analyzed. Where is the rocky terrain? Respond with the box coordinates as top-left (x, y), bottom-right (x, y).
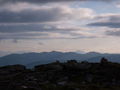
top-left (1, 58), bottom-right (120, 90)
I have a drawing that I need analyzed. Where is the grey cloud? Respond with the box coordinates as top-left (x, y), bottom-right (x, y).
top-left (0, 23), bottom-right (77, 33)
top-left (0, 32), bottom-right (49, 40)
top-left (38, 42), bottom-right (44, 45)
top-left (106, 30), bottom-right (120, 36)
top-left (88, 15), bottom-right (120, 28)
top-left (0, 0), bottom-right (101, 40)
top-left (0, 0), bottom-right (114, 4)
top-left (0, 5), bottom-right (94, 23)
top-left (0, 33), bottom-right (73, 40)
top-left (12, 39), bottom-right (18, 43)
top-left (0, 25), bottom-right (98, 40)
top-left (69, 32), bottom-right (98, 38)
top-left (0, 24), bottom-right (53, 33)
top-left (0, 0), bottom-right (76, 4)
top-left (88, 22), bottom-right (120, 28)
top-left (0, 8), bottom-right (64, 23)
top-left (0, 32), bottom-right (98, 40)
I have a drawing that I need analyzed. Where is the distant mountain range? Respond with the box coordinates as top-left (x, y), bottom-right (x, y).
top-left (0, 51), bottom-right (120, 67)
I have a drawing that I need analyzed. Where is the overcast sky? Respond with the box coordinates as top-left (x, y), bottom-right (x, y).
top-left (0, 0), bottom-right (120, 55)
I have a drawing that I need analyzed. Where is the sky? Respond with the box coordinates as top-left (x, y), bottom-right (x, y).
top-left (0, 0), bottom-right (120, 56)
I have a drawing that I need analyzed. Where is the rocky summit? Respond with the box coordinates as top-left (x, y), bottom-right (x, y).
top-left (1, 58), bottom-right (120, 90)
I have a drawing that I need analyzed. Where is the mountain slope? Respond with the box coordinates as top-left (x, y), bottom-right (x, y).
top-left (0, 51), bottom-right (120, 67)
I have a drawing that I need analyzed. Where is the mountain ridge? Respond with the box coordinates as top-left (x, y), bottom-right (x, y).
top-left (0, 51), bottom-right (120, 67)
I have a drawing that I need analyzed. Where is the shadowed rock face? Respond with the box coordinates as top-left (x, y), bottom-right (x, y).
top-left (1, 59), bottom-right (120, 90)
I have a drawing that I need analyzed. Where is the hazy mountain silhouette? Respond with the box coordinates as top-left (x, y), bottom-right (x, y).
top-left (0, 51), bottom-right (120, 67)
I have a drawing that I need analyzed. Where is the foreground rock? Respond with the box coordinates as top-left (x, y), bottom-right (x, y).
top-left (1, 59), bottom-right (120, 90)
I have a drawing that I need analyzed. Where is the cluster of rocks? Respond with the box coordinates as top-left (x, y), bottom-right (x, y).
top-left (1, 58), bottom-right (120, 90)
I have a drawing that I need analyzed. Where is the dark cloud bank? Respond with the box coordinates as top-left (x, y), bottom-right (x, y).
top-left (0, 0), bottom-right (114, 4)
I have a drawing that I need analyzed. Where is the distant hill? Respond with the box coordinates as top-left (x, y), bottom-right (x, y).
top-left (0, 51), bottom-right (120, 67)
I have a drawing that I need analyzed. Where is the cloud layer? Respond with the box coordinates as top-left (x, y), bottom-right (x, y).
top-left (0, 3), bottom-right (94, 23)
top-left (0, 2), bottom-right (97, 40)
top-left (88, 13), bottom-right (120, 37)
top-left (0, 0), bottom-right (119, 40)
top-left (0, 0), bottom-right (115, 4)
top-left (88, 14), bottom-right (120, 28)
